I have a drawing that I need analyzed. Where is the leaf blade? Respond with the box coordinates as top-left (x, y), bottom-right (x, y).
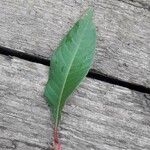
top-left (44, 8), bottom-right (96, 126)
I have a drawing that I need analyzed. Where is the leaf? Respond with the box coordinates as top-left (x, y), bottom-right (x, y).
top-left (44, 8), bottom-right (96, 127)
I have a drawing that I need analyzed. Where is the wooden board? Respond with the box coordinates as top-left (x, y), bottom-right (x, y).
top-left (0, 0), bottom-right (150, 88)
top-left (121, 0), bottom-right (150, 9)
top-left (0, 54), bottom-right (150, 150)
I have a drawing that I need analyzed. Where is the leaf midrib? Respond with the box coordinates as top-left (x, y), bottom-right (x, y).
top-left (55, 19), bottom-right (91, 126)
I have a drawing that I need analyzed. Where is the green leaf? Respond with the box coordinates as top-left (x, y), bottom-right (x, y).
top-left (44, 8), bottom-right (96, 127)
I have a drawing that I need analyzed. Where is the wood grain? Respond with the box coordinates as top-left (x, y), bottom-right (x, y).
top-left (0, 54), bottom-right (150, 150)
top-left (0, 0), bottom-right (150, 88)
top-left (124, 0), bottom-right (150, 10)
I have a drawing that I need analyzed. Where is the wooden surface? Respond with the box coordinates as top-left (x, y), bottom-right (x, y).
top-left (0, 0), bottom-right (150, 150)
top-left (0, 55), bottom-right (150, 150)
top-left (0, 0), bottom-right (150, 87)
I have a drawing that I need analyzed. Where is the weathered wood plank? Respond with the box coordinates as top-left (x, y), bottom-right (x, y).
top-left (122, 0), bottom-right (150, 10)
top-left (0, 0), bottom-right (150, 88)
top-left (0, 0), bottom-right (150, 87)
top-left (0, 54), bottom-right (150, 150)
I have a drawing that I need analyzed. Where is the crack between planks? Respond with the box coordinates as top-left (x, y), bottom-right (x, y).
top-left (117, 0), bottom-right (150, 11)
top-left (0, 45), bottom-right (150, 94)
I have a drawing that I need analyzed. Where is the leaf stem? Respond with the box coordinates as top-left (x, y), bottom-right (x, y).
top-left (52, 127), bottom-right (62, 150)
top-left (54, 127), bottom-right (59, 144)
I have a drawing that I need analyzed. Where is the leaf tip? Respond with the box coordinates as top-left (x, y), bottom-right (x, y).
top-left (85, 7), bottom-right (94, 18)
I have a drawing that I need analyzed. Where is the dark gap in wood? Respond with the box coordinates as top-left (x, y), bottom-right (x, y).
top-left (0, 45), bottom-right (150, 94)
top-left (0, 46), bottom-right (49, 66)
top-left (88, 70), bottom-right (150, 94)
